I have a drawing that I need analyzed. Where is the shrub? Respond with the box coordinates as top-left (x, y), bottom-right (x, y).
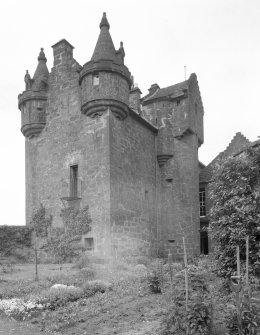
top-left (37, 285), bottom-right (84, 310)
top-left (72, 253), bottom-right (90, 269)
top-left (0, 298), bottom-right (44, 320)
top-left (147, 260), bottom-right (164, 293)
top-left (81, 280), bottom-right (112, 298)
top-left (160, 265), bottom-right (213, 335)
top-left (225, 299), bottom-right (259, 334)
top-left (209, 147), bottom-right (260, 277)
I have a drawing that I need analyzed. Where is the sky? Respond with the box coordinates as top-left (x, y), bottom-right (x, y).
top-left (0, 0), bottom-right (259, 225)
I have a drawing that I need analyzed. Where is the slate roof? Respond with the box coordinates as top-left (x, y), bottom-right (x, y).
top-left (91, 12), bottom-right (120, 64)
top-left (142, 80), bottom-right (188, 103)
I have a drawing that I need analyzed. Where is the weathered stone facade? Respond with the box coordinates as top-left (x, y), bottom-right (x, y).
top-left (18, 13), bottom-right (204, 259)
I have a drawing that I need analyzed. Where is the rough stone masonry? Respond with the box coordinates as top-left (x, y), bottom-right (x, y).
top-left (18, 13), bottom-right (204, 259)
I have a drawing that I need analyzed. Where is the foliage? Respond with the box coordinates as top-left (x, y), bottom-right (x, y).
top-left (0, 298), bottom-right (44, 320)
top-left (30, 204), bottom-right (52, 238)
top-left (81, 280), bottom-right (112, 298)
top-left (0, 226), bottom-right (32, 255)
top-left (225, 300), bottom-right (259, 335)
top-left (160, 265), bottom-right (213, 335)
top-left (209, 146), bottom-right (260, 277)
top-left (46, 206), bottom-right (92, 264)
top-left (147, 260), bottom-right (164, 293)
top-left (37, 285), bottom-right (84, 310)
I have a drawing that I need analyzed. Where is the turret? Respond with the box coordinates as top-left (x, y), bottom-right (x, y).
top-left (79, 12), bottom-right (131, 120)
top-left (18, 48), bottom-right (49, 138)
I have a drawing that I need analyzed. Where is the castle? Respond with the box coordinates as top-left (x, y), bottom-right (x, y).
top-left (18, 13), bottom-right (204, 259)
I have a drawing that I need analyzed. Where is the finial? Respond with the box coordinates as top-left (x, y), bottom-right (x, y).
top-left (38, 48), bottom-right (47, 62)
top-left (100, 12), bottom-right (110, 29)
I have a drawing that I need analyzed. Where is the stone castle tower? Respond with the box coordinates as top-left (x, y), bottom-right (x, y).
top-left (18, 13), bottom-right (204, 259)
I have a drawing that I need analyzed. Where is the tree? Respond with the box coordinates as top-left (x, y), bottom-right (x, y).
top-left (47, 205), bottom-right (92, 264)
top-left (30, 204), bottom-right (52, 238)
top-left (209, 146), bottom-right (260, 277)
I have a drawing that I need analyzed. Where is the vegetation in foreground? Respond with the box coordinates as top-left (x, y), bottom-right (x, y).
top-left (0, 255), bottom-right (259, 335)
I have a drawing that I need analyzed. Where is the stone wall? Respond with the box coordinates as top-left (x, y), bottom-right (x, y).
top-left (25, 42), bottom-right (112, 256)
top-left (109, 111), bottom-right (157, 257)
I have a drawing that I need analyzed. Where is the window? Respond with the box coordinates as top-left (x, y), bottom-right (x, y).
top-left (200, 230), bottom-right (208, 255)
top-left (84, 237), bottom-right (94, 251)
top-left (199, 188), bottom-right (206, 217)
top-left (93, 73), bottom-right (99, 86)
top-left (70, 165), bottom-right (78, 198)
top-left (176, 100), bottom-right (180, 106)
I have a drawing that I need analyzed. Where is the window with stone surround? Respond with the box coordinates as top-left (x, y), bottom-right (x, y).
top-left (199, 188), bottom-right (206, 217)
top-left (84, 237), bottom-right (94, 251)
top-left (93, 73), bottom-right (99, 86)
top-left (70, 165), bottom-right (78, 198)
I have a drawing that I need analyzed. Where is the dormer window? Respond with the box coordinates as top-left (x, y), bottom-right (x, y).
top-left (93, 73), bottom-right (99, 86)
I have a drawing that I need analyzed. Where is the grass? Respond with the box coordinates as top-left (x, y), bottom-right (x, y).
top-left (0, 256), bottom-right (259, 335)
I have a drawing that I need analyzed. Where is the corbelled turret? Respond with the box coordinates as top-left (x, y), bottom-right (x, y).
top-left (79, 13), bottom-right (131, 120)
top-left (18, 48), bottom-right (49, 138)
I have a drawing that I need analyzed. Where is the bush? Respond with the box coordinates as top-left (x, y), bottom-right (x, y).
top-left (81, 280), bottom-right (112, 298)
top-left (72, 253), bottom-right (90, 269)
top-left (160, 265), bottom-right (213, 335)
top-left (209, 147), bottom-right (260, 277)
top-left (147, 260), bottom-right (164, 293)
top-left (225, 299), bottom-right (259, 334)
top-left (37, 285), bottom-right (83, 310)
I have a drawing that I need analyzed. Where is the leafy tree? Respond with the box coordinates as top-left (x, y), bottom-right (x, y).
top-left (47, 205), bottom-right (92, 264)
top-left (209, 146), bottom-right (260, 277)
top-left (30, 204), bottom-right (52, 238)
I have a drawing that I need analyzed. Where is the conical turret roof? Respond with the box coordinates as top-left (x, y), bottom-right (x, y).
top-left (91, 13), bottom-right (117, 63)
top-left (32, 48), bottom-right (49, 90)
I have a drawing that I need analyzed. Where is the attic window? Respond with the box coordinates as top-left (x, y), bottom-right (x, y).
top-left (93, 73), bottom-right (99, 86)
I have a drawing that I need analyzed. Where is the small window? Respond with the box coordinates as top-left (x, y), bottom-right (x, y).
top-left (166, 178), bottom-right (173, 183)
top-left (199, 188), bottom-right (206, 217)
top-left (93, 73), bottom-right (99, 86)
top-left (176, 100), bottom-right (180, 106)
top-left (84, 237), bottom-right (94, 251)
top-left (70, 165), bottom-right (78, 198)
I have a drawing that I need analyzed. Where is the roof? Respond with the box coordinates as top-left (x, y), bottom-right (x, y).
top-left (32, 48), bottom-right (49, 90)
top-left (91, 13), bottom-right (119, 64)
top-left (142, 80), bottom-right (188, 104)
top-left (200, 132), bottom-right (251, 184)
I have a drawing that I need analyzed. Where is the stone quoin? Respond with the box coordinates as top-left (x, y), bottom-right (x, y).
top-left (18, 13), bottom-right (204, 259)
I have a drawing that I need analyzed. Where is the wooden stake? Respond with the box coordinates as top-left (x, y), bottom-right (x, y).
top-left (182, 237), bottom-right (189, 334)
top-left (168, 251), bottom-right (173, 290)
top-left (236, 245), bottom-right (240, 276)
top-left (236, 245), bottom-right (242, 335)
top-left (34, 232), bottom-right (39, 281)
top-left (246, 236), bottom-right (249, 286)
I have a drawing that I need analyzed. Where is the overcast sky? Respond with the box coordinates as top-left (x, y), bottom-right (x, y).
top-left (0, 0), bottom-right (259, 225)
